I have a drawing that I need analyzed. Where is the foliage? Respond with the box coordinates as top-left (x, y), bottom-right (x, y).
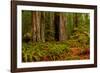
top-left (22, 11), bottom-right (32, 36)
top-left (22, 42), bottom-right (70, 62)
top-left (66, 13), bottom-right (90, 49)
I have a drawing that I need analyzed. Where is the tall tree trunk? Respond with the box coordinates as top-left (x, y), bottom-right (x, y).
top-left (32, 11), bottom-right (41, 42)
top-left (54, 12), bottom-right (60, 41)
top-left (59, 13), bottom-right (67, 41)
top-left (49, 12), bottom-right (55, 41)
top-left (36, 12), bottom-right (41, 42)
top-left (40, 12), bottom-right (45, 42)
top-left (32, 12), bottom-right (37, 42)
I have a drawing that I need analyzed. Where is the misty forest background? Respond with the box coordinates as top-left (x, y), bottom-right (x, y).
top-left (22, 11), bottom-right (90, 62)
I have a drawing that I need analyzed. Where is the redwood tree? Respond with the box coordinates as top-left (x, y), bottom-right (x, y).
top-left (59, 13), bottom-right (67, 41)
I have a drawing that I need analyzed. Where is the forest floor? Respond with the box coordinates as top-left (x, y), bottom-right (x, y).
top-left (22, 42), bottom-right (90, 62)
top-left (69, 48), bottom-right (89, 60)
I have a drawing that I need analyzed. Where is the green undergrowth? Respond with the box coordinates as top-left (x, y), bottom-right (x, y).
top-left (22, 42), bottom-right (70, 62)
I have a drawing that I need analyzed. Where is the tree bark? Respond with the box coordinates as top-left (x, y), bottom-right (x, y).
top-left (54, 12), bottom-right (60, 41)
top-left (32, 12), bottom-right (37, 42)
top-left (36, 12), bottom-right (41, 42)
top-left (59, 13), bottom-right (67, 41)
top-left (40, 12), bottom-right (45, 42)
top-left (49, 12), bottom-right (55, 41)
top-left (32, 11), bottom-right (41, 42)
